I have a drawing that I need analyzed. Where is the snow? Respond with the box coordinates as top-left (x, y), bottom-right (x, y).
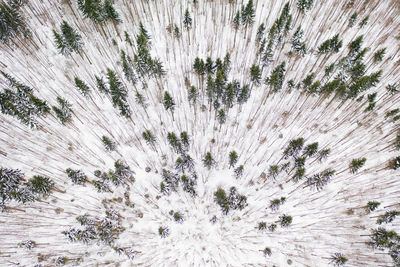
top-left (1, 0), bottom-right (400, 266)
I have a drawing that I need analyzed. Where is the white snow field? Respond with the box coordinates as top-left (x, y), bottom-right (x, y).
top-left (1, 0), bottom-right (400, 266)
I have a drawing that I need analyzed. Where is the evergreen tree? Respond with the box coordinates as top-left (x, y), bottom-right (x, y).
top-left (187, 85), bottom-right (198, 104)
top-left (250, 64), bottom-right (261, 85)
top-left (0, 168), bottom-right (33, 211)
top-left (377, 211), bottom-right (400, 225)
top-left (292, 26), bottom-right (306, 56)
top-left (263, 247), bottom-right (272, 257)
top-left (266, 61), bottom-right (286, 92)
top-left (229, 151), bottom-right (238, 168)
top-left (95, 75), bottom-right (108, 93)
top-left (279, 214), bottom-right (292, 227)
top-left (330, 253), bottom-right (348, 267)
top-left (173, 24), bottom-right (181, 38)
top-left (74, 77), bottom-right (90, 97)
top-left (106, 68), bottom-right (131, 117)
top-left (101, 135), bottom-right (116, 151)
top-left (268, 165), bottom-right (280, 179)
top-left (167, 132), bottom-right (182, 153)
top-left (163, 91), bottom-right (175, 111)
top-left (304, 142), bottom-right (318, 157)
top-left (373, 48), bottom-right (386, 63)
top-left (366, 201), bottom-right (380, 212)
top-left (241, 0), bottom-right (255, 27)
top-left (27, 175), bottom-right (54, 197)
top-left (205, 57), bottom-right (215, 74)
top-left (348, 12), bottom-right (358, 27)
top-left (256, 23), bottom-right (265, 42)
top-left (237, 84), bottom-right (251, 104)
top-left (158, 226), bottom-right (169, 238)
top-left (297, 0), bottom-right (313, 12)
top-left (135, 90), bottom-right (148, 108)
top-left (386, 83), bottom-right (398, 95)
top-left (349, 157), bottom-right (366, 173)
top-left (142, 129), bottom-right (156, 145)
top-left (183, 8), bottom-right (192, 29)
top-left (66, 168), bottom-right (87, 185)
top-left (234, 165), bottom-right (244, 178)
top-left (52, 97), bottom-right (72, 125)
top-left (193, 57), bottom-right (206, 76)
top-left (359, 15), bottom-right (369, 28)
top-left (53, 21), bottom-right (83, 55)
top-left (103, 0), bottom-right (122, 23)
top-left (233, 11), bottom-right (240, 30)
top-left (0, 1), bottom-right (30, 43)
top-left (120, 50), bottom-right (137, 85)
top-left (317, 34), bottom-right (342, 54)
top-left (203, 152), bottom-right (215, 169)
top-left (217, 108), bottom-right (226, 125)
top-left (283, 138), bottom-right (304, 158)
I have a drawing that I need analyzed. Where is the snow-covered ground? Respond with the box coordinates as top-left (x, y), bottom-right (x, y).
top-left (1, 0), bottom-right (400, 266)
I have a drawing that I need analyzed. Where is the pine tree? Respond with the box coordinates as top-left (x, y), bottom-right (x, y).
top-left (229, 151), bottom-right (238, 168)
top-left (77, 0), bottom-right (104, 23)
top-left (187, 85), bottom-right (198, 104)
top-left (279, 214), bottom-right (292, 227)
top-left (373, 48), bottom-right (386, 63)
top-left (120, 50), bottom-right (137, 85)
top-left (266, 61), bottom-right (286, 92)
top-left (317, 34), bottom-right (342, 54)
top-left (142, 129), bottom-right (156, 145)
top-left (95, 75), bottom-right (108, 93)
top-left (54, 21), bottom-right (83, 55)
top-left (106, 68), bottom-right (131, 117)
top-left (101, 135), bottom-right (116, 151)
top-left (348, 12), bottom-right (358, 27)
top-left (233, 11), bottom-right (240, 30)
top-left (173, 24), bottom-right (181, 38)
top-left (366, 201), bottom-right (380, 212)
top-left (205, 57), bottom-right (215, 74)
top-left (250, 64), bottom-right (261, 85)
top-left (52, 97), bottom-right (72, 125)
top-left (180, 131), bottom-right (190, 150)
top-left (0, 1), bottom-right (30, 43)
top-left (256, 23), bottom-right (265, 42)
top-left (183, 8), bottom-right (192, 29)
top-left (349, 157), bottom-right (366, 173)
top-left (234, 165), bottom-right (244, 178)
top-left (203, 152), bottom-right (215, 169)
top-left (103, 0), bottom-right (122, 23)
top-left (217, 109), bottom-right (226, 124)
top-left (158, 226), bottom-right (170, 238)
top-left (292, 26), bottom-right (306, 56)
top-left (193, 57), bottom-right (206, 76)
top-left (297, 0), bottom-right (314, 12)
top-left (27, 175), bottom-right (54, 197)
top-left (74, 77), bottom-right (90, 97)
top-left (66, 168), bottom-right (87, 185)
top-left (263, 247), bottom-right (272, 257)
top-left (163, 91), bottom-right (175, 111)
top-left (268, 165), bottom-right (280, 179)
top-left (359, 15), bottom-right (369, 28)
top-left (304, 142), bottom-right (318, 157)
top-left (167, 132), bottom-right (182, 153)
top-left (241, 0), bottom-right (255, 27)
top-left (330, 253), bottom-right (348, 267)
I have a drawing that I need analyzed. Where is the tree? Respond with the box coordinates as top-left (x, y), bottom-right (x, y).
top-left (163, 91), bottom-right (175, 111)
top-left (187, 85), bottom-right (198, 104)
top-left (270, 197), bottom-right (286, 211)
top-left (158, 226), bottom-right (169, 238)
top-left (173, 211), bottom-right (184, 223)
top-left (279, 214), bottom-right (292, 227)
top-left (180, 131), bottom-right (190, 149)
top-left (27, 175), bottom-right (54, 197)
top-left (263, 247), bottom-right (272, 257)
top-left (229, 151), bottom-right (238, 168)
top-left (391, 156), bottom-right (400, 170)
top-left (268, 165), bottom-right (280, 179)
top-left (256, 23), bottom-right (265, 42)
top-left (52, 97), bottom-right (72, 125)
top-left (348, 12), bottom-right (358, 27)
top-left (120, 50), bottom-right (137, 85)
top-left (106, 68), bottom-right (131, 117)
top-left (250, 64), bottom-right (261, 85)
top-left (217, 109), bottom-right (226, 124)
top-left (74, 77), bottom-right (90, 97)
top-left (233, 11), bottom-right (240, 30)
top-left (317, 34), bottom-right (342, 54)
top-left (366, 201), bottom-right (380, 212)
top-left (297, 0), bottom-right (314, 12)
top-left (330, 253), bottom-right (348, 266)
top-left (377, 211), bottom-right (400, 225)
top-left (359, 15), bottom-right (369, 28)
top-left (241, 0), bottom-right (255, 27)
top-left (203, 152), bottom-right (215, 169)
top-left (0, 168), bottom-right (33, 211)
top-left (349, 158), bottom-right (366, 173)
top-left (214, 187), bottom-right (247, 215)
top-left (183, 8), bottom-right (192, 29)
top-left (234, 165), bottom-right (244, 178)
top-left (53, 21), bottom-right (83, 56)
top-left (142, 130), bottom-right (156, 145)
top-left (292, 26), bottom-right (306, 56)
top-left (103, 0), bottom-right (122, 23)
top-left (173, 24), bottom-right (181, 38)
top-left (283, 138), bottom-right (304, 159)
top-left (304, 142), bottom-right (318, 157)
top-left (101, 136), bottom-right (116, 151)
top-left (307, 169), bottom-right (335, 191)
top-left (167, 132), bottom-right (182, 153)
top-left (266, 61), bottom-right (286, 92)
top-left (193, 57), bottom-right (205, 76)
top-left (373, 48), bottom-right (386, 63)
top-left (66, 168), bottom-right (87, 185)
top-left (0, 1), bottom-right (30, 43)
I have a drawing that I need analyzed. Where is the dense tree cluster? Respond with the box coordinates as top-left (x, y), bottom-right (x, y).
top-left (0, 1), bottom-right (30, 43)
top-left (53, 21), bottom-right (83, 56)
top-left (77, 0), bottom-right (122, 24)
top-left (92, 160), bottom-right (134, 192)
top-left (213, 187), bottom-right (248, 215)
top-left (0, 72), bottom-right (49, 128)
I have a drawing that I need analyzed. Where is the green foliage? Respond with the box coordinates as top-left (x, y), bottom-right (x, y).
top-left (77, 0), bottom-right (121, 24)
top-left (258, 221), bottom-right (267, 231)
top-left (27, 175), bottom-right (54, 196)
top-left (173, 211), bottom-right (184, 223)
top-left (269, 197), bottom-right (286, 211)
top-left (241, 0), bottom-right (255, 27)
top-left (292, 25), bottom-right (306, 56)
top-left (317, 34), bottom-right (342, 54)
top-left (348, 12), bottom-right (358, 27)
top-left (233, 11), bottom-right (240, 30)
top-left (349, 157), bottom-right (366, 173)
top-left (250, 64), bottom-right (261, 85)
top-left (173, 24), bottom-right (181, 38)
top-left (297, 0), bottom-right (313, 12)
top-left (266, 61), bottom-right (286, 92)
top-left (183, 8), bottom-right (192, 29)
top-left (234, 165), bottom-right (244, 178)
top-left (187, 85), bottom-right (198, 104)
top-left (229, 151), bottom-right (238, 168)
top-left (306, 169), bottom-right (335, 191)
top-left (377, 211), bottom-right (400, 225)
top-left (330, 253), bottom-right (348, 266)
top-left (103, 0), bottom-right (122, 23)
top-left (203, 152), bottom-right (215, 168)
top-left (120, 50), bottom-right (137, 85)
top-left (101, 135), bottom-right (116, 151)
top-left (279, 214), bottom-right (292, 227)
top-left (66, 168), bottom-right (87, 185)
top-left (158, 226), bottom-right (169, 238)
top-left (52, 97), bottom-right (72, 125)
top-left (214, 187), bottom-right (247, 215)
top-left (163, 91), bottom-right (175, 111)
top-left (366, 201), bottom-right (380, 212)
top-left (74, 77), bottom-right (90, 97)
top-left (0, 72), bottom-right (50, 128)
top-left (105, 68), bottom-right (131, 117)
top-left (359, 15), bottom-right (369, 28)
top-left (217, 109), bottom-right (226, 124)
top-left (0, 1), bottom-right (30, 43)
top-left (263, 247), bottom-right (272, 256)
top-left (53, 21), bottom-right (83, 55)
top-left (373, 48), bottom-right (386, 63)
top-left (386, 83), bottom-right (398, 95)
top-left (283, 138), bottom-right (304, 159)
top-left (142, 129), bottom-right (156, 145)
top-left (0, 168), bottom-right (34, 211)
top-left (93, 160), bottom-right (134, 190)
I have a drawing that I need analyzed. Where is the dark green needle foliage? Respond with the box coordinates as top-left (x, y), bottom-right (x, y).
top-left (74, 77), bottom-right (90, 97)
top-left (229, 151), bottom-right (238, 168)
top-left (104, 68), bottom-right (131, 117)
top-left (263, 247), bottom-right (272, 257)
top-left (101, 135), bottom-right (116, 151)
top-left (103, 0), bottom-right (122, 23)
top-left (52, 97), bottom-right (72, 125)
top-left (77, 0), bottom-right (121, 24)
top-left (158, 226), bottom-right (169, 238)
top-left (348, 12), bottom-right (358, 27)
top-left (373, 48), bottom-right (386, 63)
top-left (66, 168), bottom-right (87, 185)
top-left (330, 253), bottom-right (348, 266)
top-left (317, 34), bottom-right (342, 54)
top-left (349, 157), bottom-right (366, 174)
top-left (163, 91), bottom-right (175, 111)
top-left (203, 152), bottom-right (215, 169)
top-left (234, 165), bottom-right (244, 178)
top-left (303, 142), bottom-right (318, 157)
top-left (297, 0), bottom-right (313, 12)
top-left (366, 201), bottom-right (380, 212)
top-left (214, 187), bottom-right (247, 215)
top-left (377, 211), bottom-right (400, 225)
top-left (142, 129), bottom-right (156, 145)
top-left (0, 1), bottom-right (30, 43)
top-left (217, 109), bottom-right (226, 124)
top-left (250, 64), bottom-right (261, 85)
top-left (279, 214), bottom-right (292, 227)
top-left (233, 11), bottom-right (240, 30)
top-left (0, 168), bottom-right (34, 211)
top-left (359, 15), bottom-right (369, 28)
top-left (183, 8), bottom-right (192, 29)
top-left (241, 0), bottom-right (255, 28)
top-left (0, 71), bottom-right (50, 128)
top-left (53, 21), bottom-right (83, 56)
top-left (266, 61), bottom-right (286, 92)
top-left (187, 85), bottom-right (198, 104)
top-left (292, 26), bottom-right (306, 56)
top-left (283, 138), bottom-right (304, 159)
top-left (27, 175), bottom-right (54, 197)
